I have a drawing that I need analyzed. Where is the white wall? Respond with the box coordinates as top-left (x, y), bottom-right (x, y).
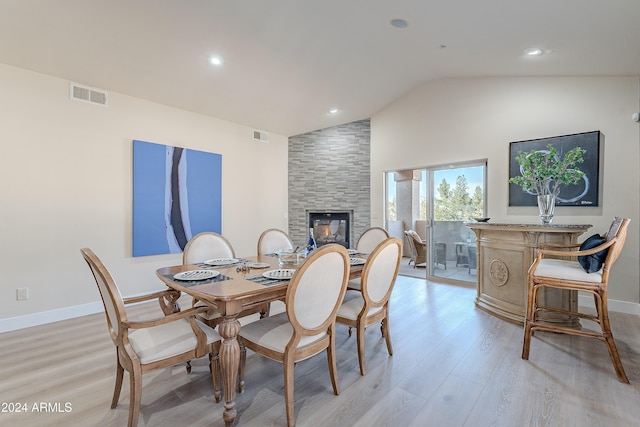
top-left (371, 76), bottom-right (640, 304)
top-left (0, 63), bottom-right (289, 329)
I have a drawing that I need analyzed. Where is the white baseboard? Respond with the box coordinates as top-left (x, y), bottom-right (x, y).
top-left (0, 289), bottom-right (185, 334)
top-left (578, 295), bottom-right (640, 316)
top-left (0, 302), bottom-right (104, 333)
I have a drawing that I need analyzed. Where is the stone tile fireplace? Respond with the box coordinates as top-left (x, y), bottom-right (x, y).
top-left (308, 211), bottom-right (351, 248)
top-left (288, 119), bottom-right (371, 247)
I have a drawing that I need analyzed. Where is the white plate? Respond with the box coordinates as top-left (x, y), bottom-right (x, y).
top-left (262, 269), bottom-right (295, 280)
top-left (249, 262), bottom-right (270, 269)
top-left (204, 258), bottom-right (240, 266)
top-left (347, 249), bottom-right (357, 255)
top-left (174, 270), bottom-right (219, 281)
top-left (350, 257), bottom-right (366, 266)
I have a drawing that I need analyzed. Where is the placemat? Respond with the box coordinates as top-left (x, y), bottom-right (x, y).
top-left (195, 258), bottom-right (251, 269)
top-left (164, 273), bottom-right (232, 287)
top-left (245, 274), bottom-right (288, 286)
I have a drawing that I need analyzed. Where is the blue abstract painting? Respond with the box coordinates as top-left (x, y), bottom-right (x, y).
top-left (133, 140), bottom-right (222, 256)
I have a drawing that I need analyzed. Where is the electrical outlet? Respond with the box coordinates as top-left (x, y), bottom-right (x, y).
top-left (16, 288), bottom-right (29, 301)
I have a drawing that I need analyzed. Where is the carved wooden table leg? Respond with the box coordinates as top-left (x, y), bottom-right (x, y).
top-left (168, 290), bottom-right (182, 313)
top-left (218, 316), bottom-right (241, 426)
top-left (160, 289), bottom-right (182, 315)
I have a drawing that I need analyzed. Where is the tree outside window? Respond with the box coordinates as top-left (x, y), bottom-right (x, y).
top-left (434, 168), bottom-right (484, 221)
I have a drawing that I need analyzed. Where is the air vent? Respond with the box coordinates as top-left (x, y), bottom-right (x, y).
top-left (253, 130), bottom-right (269, 142)
top-left (70, 82), bottom-right (108, 106)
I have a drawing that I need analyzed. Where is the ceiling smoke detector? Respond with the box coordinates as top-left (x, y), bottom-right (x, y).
top-left (390, 19), bottom-right (408, 29)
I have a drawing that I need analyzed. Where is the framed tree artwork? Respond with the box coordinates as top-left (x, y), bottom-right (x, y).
top-left (508, 131), bottom-right (601, 207)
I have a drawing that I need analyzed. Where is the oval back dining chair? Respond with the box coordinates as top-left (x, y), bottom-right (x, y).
top-left (238, 244), bottom-right (350, 426)
top-left (347, 227), bottom-right (392, 292)
top-left (182, 231), bottom-right (235, 265)
top-left (81, 248), bottom-right (222, 427)
top-left (522, 217), bottom-right (631, 383)
top-left (336, 237), bottom-right (402, 375)
top-left (183, 232), bottom-right (268, 327)
top-left (257, 228), bottom-right (294, 255)
top-left (355, 227), bottom-right (389, 254)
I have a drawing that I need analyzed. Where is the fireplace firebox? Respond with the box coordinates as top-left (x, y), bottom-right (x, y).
top-left (308, 211), bottom-right (350, 248)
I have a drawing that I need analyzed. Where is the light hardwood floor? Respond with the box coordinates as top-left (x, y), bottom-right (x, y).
top-left (1, 276), bottom-right (639, 426)
top-left (398, 256), bottom-right (478, 284)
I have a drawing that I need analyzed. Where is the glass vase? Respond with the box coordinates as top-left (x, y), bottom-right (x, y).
top-left (537, 194), bottom-right (556, 224)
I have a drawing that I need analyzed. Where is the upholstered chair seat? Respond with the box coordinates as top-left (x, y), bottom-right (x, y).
top-left (522, 217), bottom-right (631, 383)
top-left (533, 258), bottom-right (603, 283)
top-left (128, 318), bottom-right (221, 364)
top-left (238, 314), bottom-right (327, 353)
top-left (337, 237), bottom-right (402, 375)
top-left (238, 244), bottom-right (350, 427)
top-left (337, 292), bottom-right (384, 320)
top-left (81, 248), bottom-right (222, 427)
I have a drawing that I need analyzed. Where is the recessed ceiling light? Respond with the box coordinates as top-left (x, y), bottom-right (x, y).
top-left (523, 48), bottom-right (543, 56)
top-left (209, 56), bottom-right (223, 66)
top-left (390, 19), bottom-right (408, 29)
top-left (328, 108), bottom-right (339, 115)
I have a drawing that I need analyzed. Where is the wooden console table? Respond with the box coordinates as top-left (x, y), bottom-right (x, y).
top-left (466, 222), bottom-right (592, 326)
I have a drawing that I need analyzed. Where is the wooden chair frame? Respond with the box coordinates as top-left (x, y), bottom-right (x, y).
top-left (182, 231), bottom-right (236, 265)
top-left (81, 248), bottom-right (222, 427)
top-left (356, 227), bottom-right (390, 253)
top-left (183, 232), bottom-right (269, 328)
top-left (257, 228), bottom-right (294, 255)
top-left (238, 244), bottom-right (350, 426)
top-left (336, 237), bottom-right (402, 375)
top-left (522, 217), bottom-right (631, 383)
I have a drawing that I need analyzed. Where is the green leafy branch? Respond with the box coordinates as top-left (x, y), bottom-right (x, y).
top-left (508, 144), bottom-right (586, 197)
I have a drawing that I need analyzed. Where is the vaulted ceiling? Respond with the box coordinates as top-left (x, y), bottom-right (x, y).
top-left (1, 1), bottom-right (638, 136)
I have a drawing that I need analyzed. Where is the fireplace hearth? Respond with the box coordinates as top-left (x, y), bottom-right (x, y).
top-left (308, 211), bottom-right (351, 248)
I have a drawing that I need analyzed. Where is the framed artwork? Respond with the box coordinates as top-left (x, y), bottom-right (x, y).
top-left (508, 131), bottom-right (601, 207)
top-left (133, 140), bottom-right (222, 256)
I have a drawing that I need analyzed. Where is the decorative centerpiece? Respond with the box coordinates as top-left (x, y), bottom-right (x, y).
top-left (277, 248), bottom-right (306, 268)
top-left (508, 144), bottom-right (585, 224)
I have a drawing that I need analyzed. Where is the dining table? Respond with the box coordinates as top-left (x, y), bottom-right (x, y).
top-left (155, 250), bottom-right (367, 426)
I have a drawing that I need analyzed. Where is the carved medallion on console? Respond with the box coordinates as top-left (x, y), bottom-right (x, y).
top-left (489, 259), bottom-right (509, 287)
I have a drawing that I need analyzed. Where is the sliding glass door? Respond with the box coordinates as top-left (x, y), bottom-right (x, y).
top-left (429, 163), bottom-right (485, 283)
top-left (386, 161), bottom-right (485, 284)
